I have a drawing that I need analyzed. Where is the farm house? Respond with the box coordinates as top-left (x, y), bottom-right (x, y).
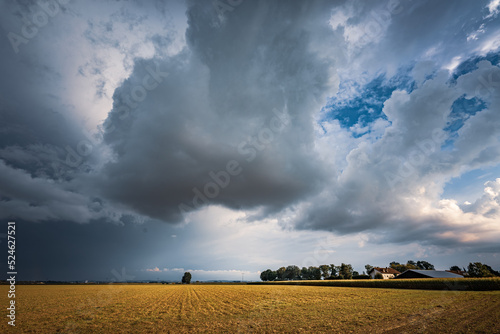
top-left (368, 267), bottom-right (401, 279)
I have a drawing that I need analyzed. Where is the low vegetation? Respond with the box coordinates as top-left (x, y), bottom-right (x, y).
top-left (250, 277), bottom-right (500, 291)
top-left (1, 284), bottom-right (499, 333)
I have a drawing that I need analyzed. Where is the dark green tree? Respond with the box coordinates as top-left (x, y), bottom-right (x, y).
top-left (484, 264), bottom-right (500, 276)
top-left (390, 260), bottom-right (418, 273)
top-left (319, 265), bottom-right (330, 279)
top-left (389, 261), bottom-right (403, 272)
top-left (338, 263), bottom-right (353, 279)
top-left (308, 266), bottom-right (322, 280)
top-left (182, 272), bottom-right (192, 284)
top-left (406, 261), bottom-right (417, 270)
top-left (329, 264), bottom-right (338, 278)
top-left (449, 265), bottom-right (461, 272)
top-left (301, 267), bottom-right (310, 280)
top-left (285, 265), bottom-right (300, 280)
top-left (335, 265), bottom-right (342, 277)
top-left (260, 269), bottom-right (277, 281)
top-left (467, 262), bottom-right (496, 277)
top-left (365, 264), bottom-right (373, 273)
top-left (276, 267), bottom-right (286, 280)
top-left (416, 261), bottom-right (435, 270)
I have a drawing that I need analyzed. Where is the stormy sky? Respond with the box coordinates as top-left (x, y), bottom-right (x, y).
top-left (1, 0), bottom-right (500, 281)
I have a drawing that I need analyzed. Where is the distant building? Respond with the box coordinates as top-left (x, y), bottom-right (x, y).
top-left (394, 270), bottom-right (464, 279)
top-left (368, 267), bottom-right (401, 279)
top-left (446, 269), bottom-right (467, 277)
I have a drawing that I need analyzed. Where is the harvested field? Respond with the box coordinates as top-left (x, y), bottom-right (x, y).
top-left (1, 284), bottom-right (499, 333)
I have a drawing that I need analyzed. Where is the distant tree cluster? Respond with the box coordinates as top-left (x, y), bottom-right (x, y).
top-left (260, 263), bottom-right (358, 281)
top-left (466, 263), bottom-right (500, 277)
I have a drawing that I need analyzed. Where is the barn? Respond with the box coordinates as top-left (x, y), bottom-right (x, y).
top-left (393, 270), bottom-right (464, 279)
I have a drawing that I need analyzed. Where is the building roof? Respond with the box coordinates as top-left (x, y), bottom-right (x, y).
top-left (398, 270), bottom-right (464, 278)
top-left (369, 267), bottom-right (401, 275)
top-left (446, 270), bottom-right (466, 276)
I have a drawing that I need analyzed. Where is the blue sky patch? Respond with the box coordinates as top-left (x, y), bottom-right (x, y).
top-left (452, 52), bottom-right (500, 82)
top-left (324, 52), bottom-right (498, 139)
top-left (442, 164), bottom-right (500, 203)
top-left (322, 69), bottom-right (415, 135)
top-left (442, 95), bottom-right (487, 151)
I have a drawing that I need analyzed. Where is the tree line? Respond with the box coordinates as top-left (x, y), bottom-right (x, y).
top-left (260, 263), bottom-right (365, 281)
top-left (454, 262), bottom-right (500, 277)
top-left (260, 260), bottom-right (500, 281)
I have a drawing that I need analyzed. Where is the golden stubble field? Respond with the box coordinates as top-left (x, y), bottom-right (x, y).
top-left (1, 284), bottom-right (499, 333)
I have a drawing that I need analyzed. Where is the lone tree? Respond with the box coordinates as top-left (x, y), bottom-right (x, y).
top-left (182, 272), bottom-right (192, 284)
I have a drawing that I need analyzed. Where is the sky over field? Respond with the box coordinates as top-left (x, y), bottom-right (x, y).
top-left (0, 0), bottom-right (500, 281)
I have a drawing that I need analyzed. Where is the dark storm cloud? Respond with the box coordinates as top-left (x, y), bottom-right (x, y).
top-left (0, 0), bottom-right (83, 156)
top-left (0, 0), bottom-right (123, 222)
top-left (96, 0), bottom-right (340, 222)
